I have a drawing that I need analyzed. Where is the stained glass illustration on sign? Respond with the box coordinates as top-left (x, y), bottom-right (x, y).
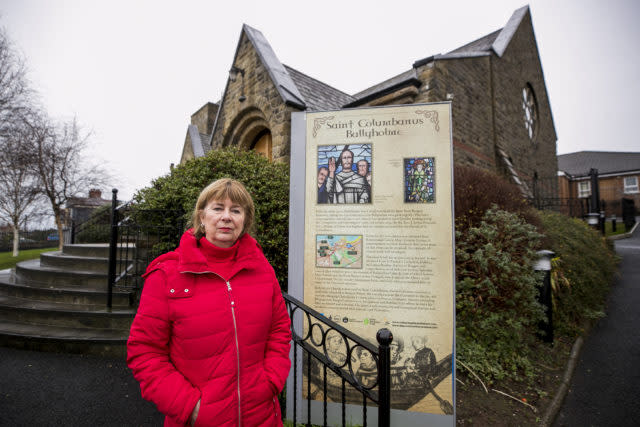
top-left (317, 144), bottom-right (372, 204)
top-left (404, 157), bottom-right (435, 203)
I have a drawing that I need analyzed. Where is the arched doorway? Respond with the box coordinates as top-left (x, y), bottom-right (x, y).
top-left (251, 129), bottom-right (272, 161)
top-left (223, 106), bottom-right (273, 161)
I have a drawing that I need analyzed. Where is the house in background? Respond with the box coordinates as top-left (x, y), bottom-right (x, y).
top-left (63, 189), bottom-right (111, 226)
top-left (180, 5), bottom-right (558, 198)
top-left (557, 151), bottom-right (640, 217)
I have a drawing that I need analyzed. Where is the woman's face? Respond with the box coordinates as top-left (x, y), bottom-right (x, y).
top-left (200, 197), bottom-right (245, 247)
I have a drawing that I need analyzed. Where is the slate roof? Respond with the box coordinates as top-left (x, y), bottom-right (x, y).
top-left (200, 133), bottom-right (211, 153)
top-left (349, 69), bottom-right (420, 106)
top-left (445, 29), bottom-right (501, 56)
top-left (284, 65), bottom-right (355, 111)
top-left (187, 125), bottom-right (206, 158)
top-left (558, 151), bottom-right (640, 177)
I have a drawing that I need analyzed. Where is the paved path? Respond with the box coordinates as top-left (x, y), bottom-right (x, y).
top-left (553, 226), bottom-right (640, 426)
top-left (0, 346), bottom-right (164, 426)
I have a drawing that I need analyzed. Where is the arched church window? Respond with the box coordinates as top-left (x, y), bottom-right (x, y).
top-left (522, 84), bottom-right (538, 142)
top-left (251, 129), bottom-right (272, 161)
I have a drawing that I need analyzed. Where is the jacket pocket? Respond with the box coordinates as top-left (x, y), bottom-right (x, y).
top-left (194, 386), bottom-right (235, 427)
top-left (166, 276), bottom-right (197, 299)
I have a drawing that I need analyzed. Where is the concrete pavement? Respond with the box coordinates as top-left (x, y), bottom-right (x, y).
top-left (553, 225), bottom-right (640, 426)
top-left (0, 346), bottom-right (164, 426)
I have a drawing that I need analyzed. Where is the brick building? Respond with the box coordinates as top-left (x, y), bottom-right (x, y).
top-left (558, 151), bottom-right (640, 217)
top-left (180, 5), bottom-right (557, 196)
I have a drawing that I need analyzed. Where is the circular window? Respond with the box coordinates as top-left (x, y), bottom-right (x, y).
top-left (522, 84), bottom-right (538, 141)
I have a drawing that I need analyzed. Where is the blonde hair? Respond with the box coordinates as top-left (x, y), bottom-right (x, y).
top-left (190, 178), bottom-right (255, 240)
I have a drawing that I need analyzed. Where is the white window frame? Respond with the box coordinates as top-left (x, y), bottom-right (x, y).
top-left (578, 181), bottom-right (591, 198)
top-left (624, 176), bottom-right (639, 194)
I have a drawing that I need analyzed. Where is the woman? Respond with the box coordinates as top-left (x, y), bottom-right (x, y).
top-left (127, 178), bottom-right (291, 427)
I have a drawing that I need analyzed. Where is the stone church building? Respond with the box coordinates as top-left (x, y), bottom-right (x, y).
top-left (180, 5), bottom-right (557, 197)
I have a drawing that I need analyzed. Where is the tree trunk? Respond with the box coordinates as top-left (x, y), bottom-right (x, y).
top-left (12, 226), bottom-right (19, 257)
top-left (55, 211), bottom-right (64, 251)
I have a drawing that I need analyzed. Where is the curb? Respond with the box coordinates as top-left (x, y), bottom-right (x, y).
top-left (606, 219), bottom-right (639, 241)
top-left (540, 336), bottom-right (584, 426)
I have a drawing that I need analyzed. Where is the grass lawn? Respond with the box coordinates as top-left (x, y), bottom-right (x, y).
top-left (0, 247), bottom-right (58, 270)
top-left (605, 219), bottom-right (629, 237)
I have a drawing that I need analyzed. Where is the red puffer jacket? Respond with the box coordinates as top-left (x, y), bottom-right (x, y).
top-left (127, 231), bottom-right (291, 427)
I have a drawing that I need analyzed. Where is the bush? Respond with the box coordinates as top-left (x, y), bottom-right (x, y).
top-left (454, 165), bottom-right (538, 231)
top-left (538, 210), bottom-right (618, 336)
top-left (133, 148), bottom-right (290, 289)
top-left (455, 206), bottom-right (545, 383)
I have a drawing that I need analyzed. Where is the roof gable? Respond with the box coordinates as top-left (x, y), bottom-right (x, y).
top-left (492, 5), bottom-right (529, 57)
top-left (424, 5), bottom-right (529, 61)
top-left (241, 25), bottom-right (306, 109)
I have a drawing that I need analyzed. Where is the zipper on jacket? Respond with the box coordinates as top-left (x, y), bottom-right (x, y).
top-left (181, 271), bottom-right (243, 425)
top-left (227, 280), bottom-right (242, 427)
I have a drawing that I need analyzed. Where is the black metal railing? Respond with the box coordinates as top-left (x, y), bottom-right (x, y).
top-left (107, 189), bottom-right (186, 308)
top-left (527, 196), bottom-right (590, 218)
top-left (284, 293), bottom-right (392, 427)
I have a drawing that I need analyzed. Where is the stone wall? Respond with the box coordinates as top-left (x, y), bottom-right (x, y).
top-left (490, 12), bottom-right (558, 186)
top-left (180, 132), bottom-right (195, 164)
top-left (418, 57), bottom-right (497, 171)
top-left (211, 32), bottom-right (298, 163)
top-left (191, 102), bottom-right (218, 135)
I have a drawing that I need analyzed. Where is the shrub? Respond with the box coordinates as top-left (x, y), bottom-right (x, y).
top-left (454, 165), bottom-right (538, 231)
top-left (133, 148), bottom-right (290, 289)
top-left (455, 206), bottom-right (545, 383)
top-left (537, 210), bottom-right (618, 336)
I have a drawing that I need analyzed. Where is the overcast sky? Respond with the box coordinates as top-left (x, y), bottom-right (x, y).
top-left (2, 0), bottom-right (639, 200)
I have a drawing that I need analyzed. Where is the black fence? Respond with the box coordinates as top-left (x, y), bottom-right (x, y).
top-left (528, 196), bottom-right (590, 218)
top-left (284, 293), bottom-right (393, 427)
top-left (66, 206), bottom-right (111, 244)
top-left (103, 190), bottom-right (396, 424)
top-left (106, 190), bottom-right (186, 307)
top-left (0, 229), bottom-right (58, 252)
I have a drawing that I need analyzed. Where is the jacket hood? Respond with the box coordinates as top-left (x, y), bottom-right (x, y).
top-left (144, 229), bottom-right (265, 276)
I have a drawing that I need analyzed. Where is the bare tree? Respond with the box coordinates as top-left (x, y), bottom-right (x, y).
top-left (0, 25), bottom-right (41, 255)
top-left (28, 115), bottom-right (110, 250)
top-left (0, 27), bottom-right (31, 137)
top-left (0, 121), bottom-right (43, 255)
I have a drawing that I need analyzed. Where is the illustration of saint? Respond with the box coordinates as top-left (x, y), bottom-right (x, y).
top-left (405, 157), bottom-right (435, 203)
top-left (326, 148), bottom-right (370, 204)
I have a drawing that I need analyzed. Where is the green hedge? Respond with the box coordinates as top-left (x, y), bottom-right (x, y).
top-left (456, 206), bottom-right (545, 382)
top-left (133, 148), bottom-right (290, 289)
top-left (538, 210), bottom-right (618, 336)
